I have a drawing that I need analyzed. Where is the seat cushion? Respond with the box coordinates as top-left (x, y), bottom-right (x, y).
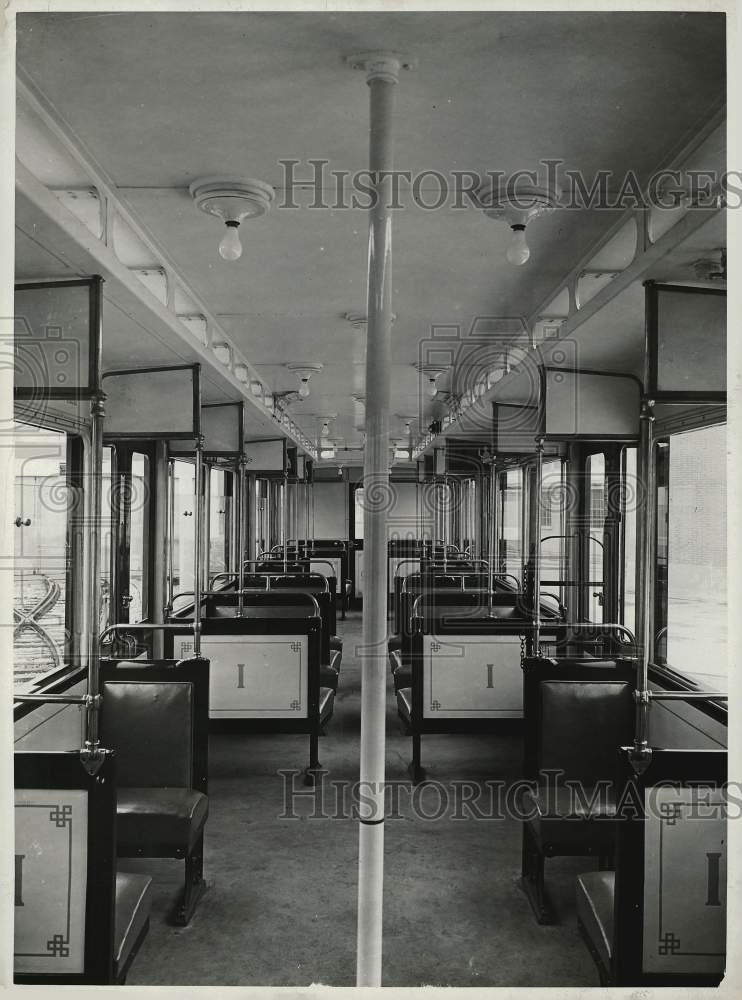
top-left (576, 870), bottom-right (615, 972)
top-left (389, 647), bottom-right (402, 675)
top-left (330, 647), bottom-right (342, 673)
top-left (522, 785), bottom-right (616, 851)
top-left (388, 634), bottom-right (402, 653)
top-left (330, 635), bottom-right (343, 651)
top-left (117, 787), bottom-right (208, 854)
top-left (319, 686), bottom-right (335, 725)
top-left (396, 687), bottom-right (413, 726)
top-left (114, 871), bottom-right (153, 973)
top-left (393, 663), bottom-right (411, 692)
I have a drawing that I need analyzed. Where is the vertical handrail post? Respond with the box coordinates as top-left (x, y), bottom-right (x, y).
top-left (83, 389), bottom-right (105, 763)
top-left (347, 49), bottom-right (414, 988)
top-left (237, 455), bottom-right (247, 616)
top-left (632, 398), bottom-right (655, 770)
top-left (193, 438), bottom-right (204, 656)
top-left (533, 439), bottom-right (544, 654)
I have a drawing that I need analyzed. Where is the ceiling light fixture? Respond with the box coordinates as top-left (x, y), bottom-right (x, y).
top-left (475, 180), bottom-right (560, 267)
top-left (233, 363), bottom-right (249, 383)
top-left (287, 363), bottom-right (323, 398)
top-left (414, 363), bottom-right (447, 399)
top-left (190, 177), bottom-right (274, 261)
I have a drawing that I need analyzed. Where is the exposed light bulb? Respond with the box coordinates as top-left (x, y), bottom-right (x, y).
top-left (219, 221), bottom-right (242, 261)
top-left (506, 224), bottom-right (530, 266)
top-left (299, 381), bottom-right (311, 398)
top-left (428, 378), bottom-right (438, 399)
top-left (404, 421), bottom-right (411, 435)
top-left (321, 421), bottom-right (330, 437)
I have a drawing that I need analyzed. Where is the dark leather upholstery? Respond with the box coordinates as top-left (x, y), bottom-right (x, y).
top-left (319, 687), bottom-right (334, 724)
top-left (539, 680), bottom-right (634, 784)
top-left (522, 786), bottom-right (616, 848)
top-left (114, 872), bottom-right (153, 973)
top-left (330, 635), bottom-right (343, 651)
top-left (388, 634), bottom-right (402, 653)
top-left (101, 681), bottom-right (193, 787)
top-left (117, 788), bottom-right (208, 853)
top-left (396, 687), bottom-right (413, 725)
top-left (576, 870), bottom-right (615, 971)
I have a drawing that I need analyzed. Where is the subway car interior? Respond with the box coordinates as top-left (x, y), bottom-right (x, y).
top-left (6, 7), bottom-right (734, 990)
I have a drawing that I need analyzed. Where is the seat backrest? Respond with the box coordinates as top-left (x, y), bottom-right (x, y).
top-left (523, 657), bottom-right (636, 784)
top-left (612, 746), bottom-right (727, 986)
top-left (14, 750), bottom-right (117, 984)
top-left (100, 680), bottom-right (193, 788)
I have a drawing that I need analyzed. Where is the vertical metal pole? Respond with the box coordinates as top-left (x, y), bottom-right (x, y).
top-left (347, 49), bottom-right (413, 988)
top-left (282, 474), bottom-right (288, 572)
top-left (442, 474), bottom-right (449, 571)
top-left (237, 457), bottom-right (247, 616)
top-left (165, 458), bottom-right (175, 618)
top-left (487, 457), bottom-right (497, 613)
top-left (193, 441), bottom-right (203, 656)
top-left (632, 399), bottom-right (655, 765)
top-left (533, 440), bottom-right (544, 653)
top-left (84, 391), bottom-right (105, 753)
top-left (152, 441), bottom-right (168, 658)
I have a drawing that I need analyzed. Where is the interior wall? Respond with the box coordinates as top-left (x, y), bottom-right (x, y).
top-left (647, 686), bottom-right (727, 749)
top-left (313, 481), bottom-right (348, 538)
top-left (14, 680), bottom-right (86, 750)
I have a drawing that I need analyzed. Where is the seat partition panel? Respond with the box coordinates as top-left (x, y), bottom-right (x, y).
top-left (14, 751), bottom-right (116, 984)
top-left (422, 633), bottom-right (523, 718)
top-left (172, 619), bottom-right (316, 721)
top-left (614, 748), bottom-right (727, 984)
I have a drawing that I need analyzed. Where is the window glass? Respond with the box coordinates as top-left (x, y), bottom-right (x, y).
top-left (170, 459), bottom-right (196, 600)
top-left (354, 487), bottom-right (365, 541)
top-left (586, 453), bottom-right (606, 623)
top-left (127, 453), bottom-right (149, 622)
top-left (658, 423), bottom-right (726, 690)
top-left (621, 447), bottom-right (637, 634)
top-left (540, 459), bottom-right (565, 606)
top-left (13, 421), bottom-right (75, 692)
top-left (209, 468), bottom-right (229, 579)
top-left (100, 446), bottom-right (114, 632)
top-left (499, 468), bottom-right (522, 581)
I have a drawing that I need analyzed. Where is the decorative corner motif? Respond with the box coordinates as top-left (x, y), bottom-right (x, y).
top-left (49, 804), bottom-right (72, 828)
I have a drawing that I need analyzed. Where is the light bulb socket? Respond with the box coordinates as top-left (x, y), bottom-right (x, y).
top-left (225, 220), bottom-right (240, 228)
top-left (510, 223), bottom-right (526, 232)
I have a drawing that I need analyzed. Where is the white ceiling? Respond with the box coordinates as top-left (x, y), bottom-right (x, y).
top-left (14, 10), bottom-right (726, 452)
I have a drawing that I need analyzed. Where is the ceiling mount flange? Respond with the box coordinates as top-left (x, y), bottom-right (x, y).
top-left (344, 310), bottom-right (397, 329)
top-left (346, 50), bottom-right (417, 83)
top-left (190, 176), bottom-right (274, 260)
top-left (475, 180), bottom-right (560, 267)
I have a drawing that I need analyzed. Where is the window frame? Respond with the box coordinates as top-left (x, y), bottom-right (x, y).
top-left (648, 421), bottom-right (727, 721)
top-left (13, 416), bottom-right (87, 715)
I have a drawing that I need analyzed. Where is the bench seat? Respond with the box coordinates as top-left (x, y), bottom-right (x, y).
top-left (396, 686), bottom-right (413, 725)
top-left (117, 788), bottom-right (208, 854)
top-left (330, 635), bottom-right (343, 652)
top-left (115, 872), bottom-right (154, 982)
top-left (319, 686), bottom-right (335, 723)
top-left (576, 870), bottom-right (614, 974)
top-left (522, 786), bottom-right (617, 850)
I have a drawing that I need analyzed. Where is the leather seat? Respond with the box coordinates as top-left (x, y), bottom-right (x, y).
top-left (521, 786), bottom-right (616, 850)
top-left (393, 661), bottom-right (411, 691)
top-left (396, 687), bottom-right (413, 726)
top-left (114, 872), bottom-right (154, 981)
top-left (319, 687), bottom-right (335, 724)
top-left (388, 634), bottom-right (402, 653)
top-left (330, 635), bottom-right (343, 651)
top-left (576, 870), bottom-right (615, 973)
top-left (117, 788), bottom-right (208, 854)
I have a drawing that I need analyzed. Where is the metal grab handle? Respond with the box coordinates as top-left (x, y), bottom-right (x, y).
top-left (393, 558), bottom-right (425, 580)
top-left (14, 516), bottom-right (32, 527)
top-left (409, 589), bottom-right (515, 630)
top-left (545, 621), bottom-right (636, 648)
top-left (168, 589), bottom-right (323, 618)
top-left (643, 688), bottom-right (728, 702)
